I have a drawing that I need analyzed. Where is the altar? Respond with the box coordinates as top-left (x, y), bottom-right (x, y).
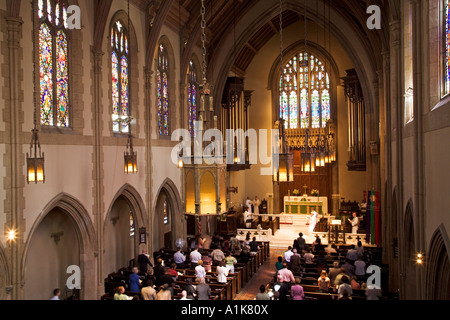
top-left (283, 195), bottom-right (328, 215)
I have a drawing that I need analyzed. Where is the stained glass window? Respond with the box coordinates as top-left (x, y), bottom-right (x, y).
top-left (279, 52), bottom-right (331, 129)
top-left (158, 44), bottom-right (169, 136)
top-left (111, 20), bottom-right (130, 133)
top-left (130, 212), bottom-right (135, 237)
top-left (163, 201), bottom-right (168, 225)
top-left (188, 60), bottom-right (197, 136)
top-left (445, 0), bottom-right (450, 95)
top-left (37, 0), bottom-right (70, 127)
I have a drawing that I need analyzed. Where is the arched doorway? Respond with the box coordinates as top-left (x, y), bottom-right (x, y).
top-left (153, 179), bottom-right (183, 251)
top-left (23, 193), bottom-right (96, 300)
top-left (426, 226), bottom-right (450, 300)
top-left (403, 200), bottom-right (416, 300)
top-left (103, 184), bottom-right (147, 276)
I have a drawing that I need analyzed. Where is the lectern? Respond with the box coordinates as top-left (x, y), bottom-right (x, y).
top-left (328, 219), bottom-right (346, 244)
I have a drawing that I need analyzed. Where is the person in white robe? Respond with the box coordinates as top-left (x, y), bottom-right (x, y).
top-left (245, 197), bottom-right (253, 213)
top-left (308, 210), bottom-right (319, 233)
top-left (253, 196), bottom-right (261, 214)
top-left (348, 212), bottom-right (359, 234)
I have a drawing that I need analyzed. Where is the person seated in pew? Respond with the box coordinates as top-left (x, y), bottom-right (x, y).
top-left (290, 249), bottom-right (302, 275)
top-left (337, 276), bottom-right (353, 299)
top-left (190, 247), bottom-right (202, 269)
top-left (255, 284), bottom-right (271, 300)
top-left (211, 247), bottom-right (225, 266)
top-left (303, 249), bottom-right (315, 265)
top-left (325, 243), bottom-right (337, 256)
top-left (328, 261), bottom-right (341, 285)
top-left (277, 263), bottom-right (295, 285)
top-left (239, 246), bottom-right (250, 264)
top-left (222, 239), bottom-right (231, 252)
top-left (274, 274), bottom-right (289, 300)
top-left (224, 251), bottom-right (237, 273)
top-left (275, 256), bottom-right (284, 273)
top-left (195, 260), bottom-right (206, 280)
top-left (291, 277), bottom-right (305, 300)
top-left (201, 251), bottom-right (212, 272)
top-left (156, 283), bottom-right (172, 300)
top-left (338, 289), bottom-right (351, 301)
top-left (159, 267), bottom-right (175, 288)
top-left (196, 277), bottom-right (211, 301)
top-left (350, 276), bottom-right (361, 290)
top-left (174, 249), bottom-right (186, 269)
top-left (249, 237), bottom-right (259, 256)
top-left (318, 270), bottom-right (331, 293)
top-left (155, 258), bottom-right (167, 281)
top-left (141, 280), bottom-right (156, 300)
top-left (179, 290), bottom-right (192, 300)
top-left (342, 258), bottom-right (355, 277)
top-left (182, 278), bottom-right (197, 300)
top-left (232, 240), bottom-right (242, 256)
top-left (129, 267), bottom-right (141, 293)
top-left (354, 255), bottom-right (366, 281)
top-left (137, 249), bottom-right (153, 274)
top-left (216, 261), bottom-right (229, 284)
top-left (113, 286), bottom-right (133, 300)
top-left (166, 263), bottom-right (179, 279)
top-left (334, 268), bottom-right (349, 289)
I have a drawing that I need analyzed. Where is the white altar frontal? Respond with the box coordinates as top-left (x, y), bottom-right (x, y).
top-left (284, 195), bottom-right (328, 215)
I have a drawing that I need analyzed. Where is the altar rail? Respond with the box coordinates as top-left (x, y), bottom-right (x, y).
top-left (236, 228), bottom-right (272, 241)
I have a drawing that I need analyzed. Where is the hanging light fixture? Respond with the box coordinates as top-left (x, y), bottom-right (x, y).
top-left (27, 5), bottom-right (45, 184)
top-left (273, 0), bottom-right (294, 184)
top-left (124, 128), bottom-right (138, 174)
top-left (123, 0), bottom-right (137, 174)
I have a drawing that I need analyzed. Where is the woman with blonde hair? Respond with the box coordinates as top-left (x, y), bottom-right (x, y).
top-left (113, 286), bottom-right (131, 300)
top-left (318, 270), bottom-right (331, 293)
top-left (195, 259), bottom-right (206, 279)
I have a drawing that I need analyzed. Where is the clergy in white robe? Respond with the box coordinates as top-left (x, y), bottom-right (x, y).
top-left (245, 197), bottom-right (253, 213)
top-left (349, 212), bottom-right (359, 234)
top-left (308, 210), bottom-right (319, 233)
top-left (253, 196), bottom-right (261, 214)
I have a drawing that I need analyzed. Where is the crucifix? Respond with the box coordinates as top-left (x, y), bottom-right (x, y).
top-left (303, 184), bottom-right (308, 196)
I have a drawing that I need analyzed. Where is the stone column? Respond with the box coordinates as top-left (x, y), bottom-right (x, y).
top-left (389, 19), bottom-right (405, 298)
top-left (5, 16), bottom-right (25, 300)
top-left (91, 48), bottom-right (104, 299)
top-left (144, 67), bottom-right (154, 257)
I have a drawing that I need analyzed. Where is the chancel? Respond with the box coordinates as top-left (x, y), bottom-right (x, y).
top-left (0, 0), bottom-right (449, 302)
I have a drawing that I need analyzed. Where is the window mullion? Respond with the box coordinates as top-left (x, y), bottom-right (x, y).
top-left (52, 25), bottom-right (57, 127)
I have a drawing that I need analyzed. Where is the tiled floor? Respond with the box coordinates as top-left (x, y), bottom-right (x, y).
top-left (234, 248), bottom-right (285, 300)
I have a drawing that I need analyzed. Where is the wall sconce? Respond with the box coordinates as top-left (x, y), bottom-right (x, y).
top-left (416, 252), bottom-right (424, 265)
top-left (27, 129), bottom-right (45, 184)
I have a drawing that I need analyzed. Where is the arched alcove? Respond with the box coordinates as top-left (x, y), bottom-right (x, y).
top-left (153, 179), bottom-right (183, 251)
top-left (23, 193), bottom-right (96, 300)
top-left (0, 245), bottom-right (9, 300)
top-left (103, 184), bottom-right (147, 276)
top-left (403, 200), bottom-right (417, 300)
top-left (426, 225), bottom-right (450, 300)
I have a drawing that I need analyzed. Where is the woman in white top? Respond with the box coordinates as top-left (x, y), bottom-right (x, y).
top-left (216, 261), bottom-right (229, 284)
top-left (308, 210), bottom-right (319, 233)
top-left (195, 260), bottom-right (206, 279)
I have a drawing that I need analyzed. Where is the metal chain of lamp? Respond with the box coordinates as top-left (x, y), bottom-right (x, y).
top-left (124, 0), bottom-right (137, 174)
top-left (27, 2), bottom-right (45, 184)
top-left (273, 0), bottom-right (294, 184)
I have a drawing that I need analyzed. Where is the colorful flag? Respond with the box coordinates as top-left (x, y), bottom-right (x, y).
top-left (366, 191), bottom-right (371, 244)
top-left (375, 191), bottom-right (381, 245)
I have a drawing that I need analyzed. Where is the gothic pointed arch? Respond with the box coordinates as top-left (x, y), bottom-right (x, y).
top-left (425, 225), bottom-right (450, 299)
top-left (22, 192), bottom-right (97, 300)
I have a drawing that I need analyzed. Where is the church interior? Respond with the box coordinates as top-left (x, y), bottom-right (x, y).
top-left (1, 0), bottom-right (449, 301)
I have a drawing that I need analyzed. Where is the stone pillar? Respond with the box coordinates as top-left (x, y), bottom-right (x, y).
top-left (389, 19), bottom-right (405, 298)
top-left (5, 16), bottom-right (25, 300)
top-left (91, 48), bottom-right (104, 299)
top-left (144, 67), bottom-right (154, 257)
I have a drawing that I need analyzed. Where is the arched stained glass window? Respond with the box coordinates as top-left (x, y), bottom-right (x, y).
top-left (163, 200), bottom-right (169, 225)
top-left (37, 0), bottom-right (70, 127)
top-left (279, 52), bottom-right (330, 129)
top-left (157, 44), bottom-right (169, 136)
top-left (444, 0), bottom-right (450, 95)
top-left (111, 20), bottom-right (130, 133)
top-left (130, 212), bottom-right (135, 237)
top-left (188, 60), bottom-right (198, 136)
